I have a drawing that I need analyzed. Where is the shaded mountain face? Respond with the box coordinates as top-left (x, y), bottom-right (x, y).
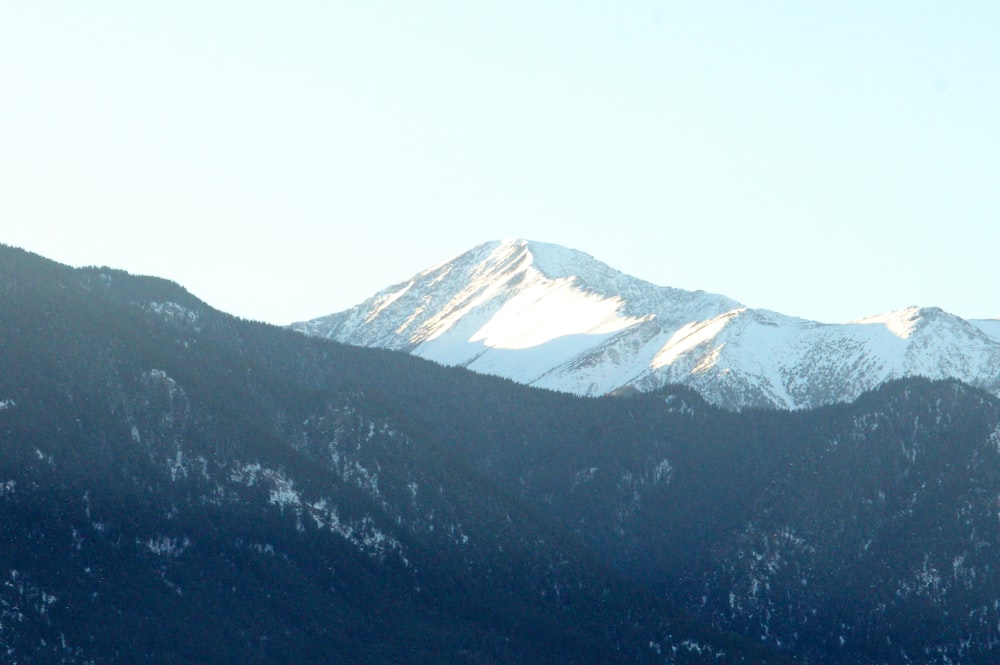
top-left (405, 377), bottom-right (1000, 665)
top-left (0, 245), bottom-right (790, 664)
top-left (3, 244), bottom-right (1000, 664)
top-left (293, 239), bottom-right (1000, 410)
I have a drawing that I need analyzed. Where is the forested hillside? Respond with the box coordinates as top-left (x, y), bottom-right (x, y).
top-left (2, 244), bottom-right (998, 663)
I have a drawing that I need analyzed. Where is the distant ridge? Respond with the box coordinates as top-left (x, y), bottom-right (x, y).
top-left (293, 239), bottom-right (1000, 410)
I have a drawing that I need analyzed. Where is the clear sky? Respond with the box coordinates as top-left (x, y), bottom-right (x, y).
top-left (2, 2), bottom-right (998, 324)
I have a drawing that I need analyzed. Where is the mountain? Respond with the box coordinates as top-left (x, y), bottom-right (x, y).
top-left (388, 372), bottom-right (1000, 665)
top-left (3, 244), bottom-right (1000, 663)
top-left (0, 244), bottom-right (794, 664)
top-left (293, 239), bottom-right (1000, 410)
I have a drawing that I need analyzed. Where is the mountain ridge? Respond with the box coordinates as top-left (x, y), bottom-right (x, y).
top-left (293, 239), bottom-right (1000, 410)
top-left (4, 243), bottom-right (1000, 663)
top-left (2, 242), bottom-right (792, 664)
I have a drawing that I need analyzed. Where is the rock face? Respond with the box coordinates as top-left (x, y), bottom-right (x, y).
top-left (294, 239), bottom-right (1000, 410)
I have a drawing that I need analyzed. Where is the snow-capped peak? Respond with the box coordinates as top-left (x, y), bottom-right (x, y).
top-left (292, 241), bottom-right (1000, 410)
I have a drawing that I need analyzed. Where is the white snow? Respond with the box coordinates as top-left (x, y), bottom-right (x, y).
top-left (147, 301), bottom-right (198, 326)
top-left (293, 240), bottom-right (1000, 410)
top-left (651, 311), bottom-right (740, 370)
top-left (852, 306), bottom-right (926, 339)
top-left (468, 278), bottom-right (641, 351)
top-left (143, 535), bottom-right (190, 558)
top-left (365, 282), bottom-right (415, 324)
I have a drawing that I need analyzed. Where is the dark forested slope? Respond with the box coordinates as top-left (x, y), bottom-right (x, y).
top-left (0, 245), bottom-right (790, 664)
top-left (2, 244), bottom-right (998, 664)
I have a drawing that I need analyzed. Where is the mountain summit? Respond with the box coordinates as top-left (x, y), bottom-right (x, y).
top-left (293, 240), bottom-right (1000, 410)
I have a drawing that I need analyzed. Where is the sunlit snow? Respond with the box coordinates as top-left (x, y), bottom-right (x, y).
top-left (294, 240), bottom-right (1000, 409)
top-left (852, 306), bottom-right (928, 339)
top-left (469, 278), bottom-right (642, 351)
top-left (651, 311), bottom-right (741, 370)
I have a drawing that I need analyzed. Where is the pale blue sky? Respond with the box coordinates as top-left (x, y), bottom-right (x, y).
top-left (2, 2), bottom-right (998, 324)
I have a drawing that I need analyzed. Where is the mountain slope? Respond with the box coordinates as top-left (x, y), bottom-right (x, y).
top-left (4, 244), bottom-right (1000, 664)
top-left (294, 239), bottom-right (1000, 410)
top-left (0, 244), bottom-right (788, 665)
top-left (371, 366), bottom-right (1000, 665)
top-left (295, 239), bottom-right (739, 386)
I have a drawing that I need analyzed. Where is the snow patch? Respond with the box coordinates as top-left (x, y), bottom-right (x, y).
top-left (652, 458), bottom-right (673, 485)
top-left (143, 535), bottom-right (190, 558)
top-left (147, 301), bottom-right (198, 326)
top-left (651, 312), bottom-right (738, 370)
top-left (574, 467), bottom-right (599, 486)
top-left (469, 278), bottom-right (643, 351)
top-left (230, 463), bottom-right (303, 509)
top-left (853, 307), bottom-right (927, 339)
top-left (989, 424), bottom-right (1000, 454)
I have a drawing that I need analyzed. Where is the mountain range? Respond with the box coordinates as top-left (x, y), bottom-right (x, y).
top-left (293, 239), bottom-right (1000, 410)
top-left (0, 244), bottom-right (796, 664)
top-left (3, 243), bottom-right (1000, 664)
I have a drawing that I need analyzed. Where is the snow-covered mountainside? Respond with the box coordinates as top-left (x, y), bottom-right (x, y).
top-left (293, 239), bottom-right (1000, 410)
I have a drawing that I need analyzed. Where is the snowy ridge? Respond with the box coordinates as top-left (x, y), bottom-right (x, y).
top-left (293, 240), bottom-right (1000, 410)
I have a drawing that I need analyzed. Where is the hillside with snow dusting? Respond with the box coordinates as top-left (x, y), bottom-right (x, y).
top-left (293, 240), bottom-right (1000, 410)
